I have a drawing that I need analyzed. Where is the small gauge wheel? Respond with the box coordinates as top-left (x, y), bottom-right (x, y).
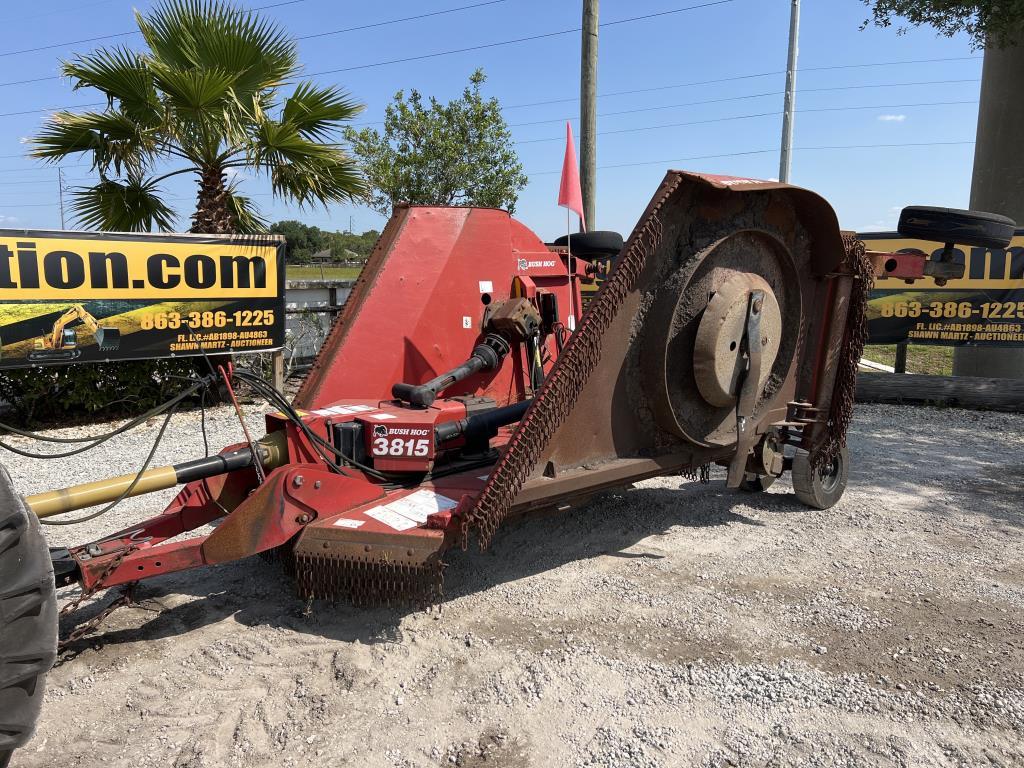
top-left (792, 447), bottom-right (849, 509)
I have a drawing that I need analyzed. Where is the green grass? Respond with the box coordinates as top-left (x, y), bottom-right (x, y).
top-left (286, 265), bottom-right (363, 280)
top-left (862, 344), bottom-right (954, 376)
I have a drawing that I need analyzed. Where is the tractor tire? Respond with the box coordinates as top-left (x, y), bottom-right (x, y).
top-left (898, 206), bottom-right (1016, 250)
top-left (791, 447), bottom-right (849, 510)
top-left (552, 230), bottom-right (624, 256)
top-left (739, 473), bottom-right (777, 492)
top-left (0, 465), bottom-right (57, 760)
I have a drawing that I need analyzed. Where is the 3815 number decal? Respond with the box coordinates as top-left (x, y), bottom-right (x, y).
top-left (372, 437), bottom-right (430, 457)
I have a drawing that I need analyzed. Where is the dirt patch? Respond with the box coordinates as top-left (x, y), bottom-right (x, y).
top-left (10, 402), bottom-right (1024, 766)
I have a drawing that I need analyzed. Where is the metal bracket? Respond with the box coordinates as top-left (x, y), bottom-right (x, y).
top-left (726, 290), bottom-right (765, 488)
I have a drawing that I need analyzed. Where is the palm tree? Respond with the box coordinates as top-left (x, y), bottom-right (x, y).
top-left (31, 0), bottom-right (365, 234)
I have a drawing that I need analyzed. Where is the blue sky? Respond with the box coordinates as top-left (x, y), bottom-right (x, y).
top-left (0, 0), bottom-right (982, 239)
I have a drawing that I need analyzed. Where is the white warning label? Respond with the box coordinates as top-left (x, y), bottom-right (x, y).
top-left (385, 489), bottom-right (458, 524)
top-left (364, 506), bottom-right (418, 531)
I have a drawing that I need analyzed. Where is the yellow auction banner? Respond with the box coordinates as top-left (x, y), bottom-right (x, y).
top-left (0, 229), bottom-right (285, 368)
top-left (860, 230), bottom-right (1024, 347)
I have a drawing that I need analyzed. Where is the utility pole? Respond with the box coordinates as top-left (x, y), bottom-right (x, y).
top-left (580, 0), bottom-right (598, 230)
top-left (778, 0), bottom-right (800, 183)
top-left (952, 37), bottom-right (1024, 379)
top-left (57, 167), bottom-right (65, 229)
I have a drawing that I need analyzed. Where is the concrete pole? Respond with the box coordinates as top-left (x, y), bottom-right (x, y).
top-left (778, 0), bottom-right (800, 183)
top-left (580, 0), bottom-right (598, 230)
top-left (952, 38), bottom-right (1024, 379)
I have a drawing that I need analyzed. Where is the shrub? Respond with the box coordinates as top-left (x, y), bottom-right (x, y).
top-left (0, 358), bottom-right (204, 427)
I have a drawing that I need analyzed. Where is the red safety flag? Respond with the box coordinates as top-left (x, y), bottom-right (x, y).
top-left (557, 121), bottom-right (586, 232)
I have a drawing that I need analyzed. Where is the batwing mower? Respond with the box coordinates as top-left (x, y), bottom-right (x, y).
top-left (0, 172), bottom-right (1014, 766)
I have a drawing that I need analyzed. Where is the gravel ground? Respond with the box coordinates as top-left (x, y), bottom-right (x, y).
top-left (5, 402), bottom-right (1024, 767)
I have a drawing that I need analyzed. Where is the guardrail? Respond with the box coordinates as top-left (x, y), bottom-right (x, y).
top-left (856, 372), bottom-right (1024, 412)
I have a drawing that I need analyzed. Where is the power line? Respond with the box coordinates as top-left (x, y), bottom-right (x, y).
top-left (0, 103), bottom-right (105, 119)
top-left (504, 72), bottom-right (784, 111)
top-left (508, 79), bottom-right (981, 128)
top-left (352, 73), bottom-right (984, 128)
top-left (296, 0), bottom-right (510, 41)
top-left (308, 0), bottom-right (738, 77)
top-left (501, 55), bottom-right (984, 111)
top-left (0, 177), bottom-right (92, 187)
top-left (515, 100), bottom-right (979, 144)
top-left (0, 162), bottom-right (90, 172)
top-left (1, 0), bottom-right (118, 26)
top-left (0, 0), bottom-right (309, 59)
top-left (527, 140), bottom-right (976, 175)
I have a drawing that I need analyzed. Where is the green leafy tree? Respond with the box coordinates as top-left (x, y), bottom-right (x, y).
top-left (863, 1), bottom-right (1024, 49)
top-left (31, 0), bottom-right (366, 234)
top-left (269, 219), bottom-right (328, 262)
top-left (328, 229), bottom-right (380, 261)
top-left (344, 69), bottom-right (527, 215)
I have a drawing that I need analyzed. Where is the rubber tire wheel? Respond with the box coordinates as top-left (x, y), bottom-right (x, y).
top-left (0, 465), bottom-right (57, 759)
top-left (739, 473), bottom-right (777, 492)
top-left (551, 230), bottom-right (624, 256)
top-left (791, 447), bottom-right (849, 510)
top-left (898, 206), bottom-right (1016, 250)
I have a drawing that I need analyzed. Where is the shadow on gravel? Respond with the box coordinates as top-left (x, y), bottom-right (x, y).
top-left (847, 404), bottom-right (1024, 528)
top-left (57, 479), bottom-right (779, 652)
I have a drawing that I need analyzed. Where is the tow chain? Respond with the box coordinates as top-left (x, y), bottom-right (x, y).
top-left (460, 173), bottom-right (681, 551)
top-left (810, 235), bottom-right (874, 470)
top-left (57, 545), bottom-right (138, 655)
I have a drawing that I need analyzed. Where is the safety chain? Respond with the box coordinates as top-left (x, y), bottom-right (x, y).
top-left (294, 551), bottom-right (444, 608)
top-left (810, 235), bottom-right (874, 470)
top-left (680, 463), bottom-right (712, 484)
top-left (460, 173), bottom-right (683, 551)
top-left (57, 545), bottom-right (138, 654)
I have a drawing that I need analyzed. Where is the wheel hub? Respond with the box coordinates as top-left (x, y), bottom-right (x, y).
top-left (693, 272), bottom-right (782, 408)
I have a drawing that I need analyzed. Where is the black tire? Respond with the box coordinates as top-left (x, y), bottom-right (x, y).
top-left (739, 473), bottom-right (777, 492)
top-left (0, 465), bottom-right (57, 759)
top-left (899, 206), bottom-right (1016, 249)
top-left (791, 447), bottom-right (849, 510)
top-left (551, 230), bottom-right (624, 256)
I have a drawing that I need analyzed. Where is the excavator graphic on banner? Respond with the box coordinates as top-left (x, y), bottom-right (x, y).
top-left (29, 304), bottom-right (121, 362)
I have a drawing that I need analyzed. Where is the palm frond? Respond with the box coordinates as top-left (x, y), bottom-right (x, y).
top-left (31, 110), bottom-right (157, 176)
top-left (250, 118), bottom-right (341, 169)
top-left (223, 182), bottom-right (267, 234)
top-left (270, 154), bottom-right (366, 208)
top-left (61, 47), bottom-right (161, 125)
top-left (148, 63), bottom-right (238, 114)
top-left (281, 82), bottom-right (363, 142)
top-left (136, 0), bottom-right (298, 98)
top-left (70, 176), bottom-right (176, 232)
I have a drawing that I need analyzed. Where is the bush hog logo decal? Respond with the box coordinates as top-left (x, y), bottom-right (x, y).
top-left (370, 424), bottom-right (432, 458)
top-left (517, 258), bottom-right (557, 271)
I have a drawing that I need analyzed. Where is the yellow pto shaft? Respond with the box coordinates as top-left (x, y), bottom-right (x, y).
top-left (25, 432), bottom-right (286, 519)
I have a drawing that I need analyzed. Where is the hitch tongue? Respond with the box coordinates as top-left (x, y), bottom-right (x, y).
top-left (26, 432), bottom-right (287, 519)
